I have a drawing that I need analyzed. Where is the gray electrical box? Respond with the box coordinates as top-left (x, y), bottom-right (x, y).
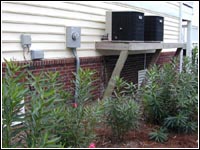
top-left (66, 27), bottom-right (81, 48)
top-left (21, 34), bottom-right (31, 48)
top-left (31, 50), bottom-right (44, 60)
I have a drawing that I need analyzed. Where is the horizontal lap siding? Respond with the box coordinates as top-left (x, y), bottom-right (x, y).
top-left (2, 1), bottom-right (180, 61)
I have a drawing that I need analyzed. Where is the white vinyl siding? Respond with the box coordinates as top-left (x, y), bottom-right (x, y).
top-left (2, 1), bottom-right (191, 61)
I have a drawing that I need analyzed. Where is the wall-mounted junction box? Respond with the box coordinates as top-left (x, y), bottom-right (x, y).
top-left (21, 34), bottom-right (31, 48)
top-left (31, 50), bottom-right (44, 60)
top-left (66, 27), bottom-right (81, 48)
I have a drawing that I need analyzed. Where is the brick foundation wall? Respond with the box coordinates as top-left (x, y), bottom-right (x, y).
top-left (2, 52), bottom-right (177, 99)
top-left (156, 52), bottom-right (176, 65)
top-left (2, 57), bottom-right (105, 99)
top-left (104, 53), bottom-right (154, 84)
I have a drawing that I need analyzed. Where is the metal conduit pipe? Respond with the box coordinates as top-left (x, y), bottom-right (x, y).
top-left (72, 48), bottom-right (80, 103)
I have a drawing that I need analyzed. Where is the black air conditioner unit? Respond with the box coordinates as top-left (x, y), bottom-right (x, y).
top-left (106, 11), bottom-right (144, 41)
top-left (144, 16), bottom-right (164, 42)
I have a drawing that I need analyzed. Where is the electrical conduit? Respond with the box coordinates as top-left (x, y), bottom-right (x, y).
top-left (72, 48), bottom-right (80, 103)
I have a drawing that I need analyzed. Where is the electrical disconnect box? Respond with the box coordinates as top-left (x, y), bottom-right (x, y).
top-left (21, 34), bottom-right (32, 48)
top-left (31, 50), bottom-right (44, 60)
top-left (66, 27), bottom-right (81, 48)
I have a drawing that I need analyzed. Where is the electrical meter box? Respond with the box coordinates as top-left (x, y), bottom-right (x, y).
top-left (106, 11), bottom-right (144, 41)
top-left (66, 27), bottom-right (81, 48)
top-left (144, 16), bottom-right (164, 41)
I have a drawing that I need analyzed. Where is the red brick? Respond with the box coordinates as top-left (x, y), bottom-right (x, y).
top-left (2, 53), bottom-right (174, 99)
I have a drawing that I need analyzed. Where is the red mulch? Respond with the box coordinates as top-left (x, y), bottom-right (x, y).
top-left (94, 123), bottom-right (198, 148)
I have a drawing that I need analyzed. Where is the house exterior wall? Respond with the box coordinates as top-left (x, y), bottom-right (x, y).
top-left (1, 1), bottom-right (190, 61)
top-left (104, 54), bottom-right (154, 84)
top-left (1, 2), bottom-right (193, 99)
top-left (2, 56), bottom-right (105, 99)
top-left (2, 52), bottom-right (176, 99)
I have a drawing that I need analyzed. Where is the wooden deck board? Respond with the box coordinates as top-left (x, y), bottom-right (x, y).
top-left (96, 42), bottom-right (186, 51)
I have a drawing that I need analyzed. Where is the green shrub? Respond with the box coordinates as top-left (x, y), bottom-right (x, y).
top-left (141, 55), bottom-right (198, 133)
top-left (192, 46), bottom-right (198, 65)
top-left (2, 60), bottom-right (69, 148)
top-left (164, 113), bottom-right (197, 134)
top-left (58, 68), bottom-right (102, 148)
top-left (2, 60), bottom-right (28, 147)
top-left (149, 127), bottom-right (168, 143)
top-left (24, 71), bottom-right (67, 148)
top-left (142, 63), bottom-right (178, 124)
top-left (104, 77), bottom-right (140, 141)
top-left (2, 61), bottom-right (103, 148)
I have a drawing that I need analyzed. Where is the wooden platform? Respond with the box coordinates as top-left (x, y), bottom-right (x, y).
top-left (96, 41), bottom-right (186, 51)
top-left (95, 41), bottom-right (186, 100)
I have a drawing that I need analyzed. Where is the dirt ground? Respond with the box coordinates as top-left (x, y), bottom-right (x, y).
top-left (94, 123), bottom-right (198, 148)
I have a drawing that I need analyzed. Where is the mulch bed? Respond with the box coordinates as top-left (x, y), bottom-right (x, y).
top-left (94, 123), bottom-right (198, 148)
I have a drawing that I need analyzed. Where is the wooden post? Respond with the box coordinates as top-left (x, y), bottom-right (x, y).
top-left (173, 47), bottom-right (182, 72)
top-left (148, 49), bottom-right (162, 68)
top-left (103, 50), bottom-right (129, 100)
top-left (174, 48), bottom-right (183, 72)
top-left (174, 48), bottom-right (182, 57)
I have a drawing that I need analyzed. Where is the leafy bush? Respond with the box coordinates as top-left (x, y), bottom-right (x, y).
top-left (2, 60), bottom-right (69, 148)
top-left (24, 71), bottom-right (67, 148)
top-left (58, 68), bottom-right (102, 148)
top-left (73, 68), bottom-right (97, 105)
top-left (192, 46), bottom-right (198, 65)
top-left (2, 62), bottom-right (103, 148)
top-left (141, 55), bottom-right (198, 133)
top-left (149, 127), bottom-right (168, 143)
top-left (2, 60), bottom-right (103, 148)
top-left (104, 77), bottom-right (140, 141)
top-left (2, 60), bottom-right (28, 147)
top-left (164, 113), bottom-right (197, 134)
top-left (142, 62), bottom-right (178, 124)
